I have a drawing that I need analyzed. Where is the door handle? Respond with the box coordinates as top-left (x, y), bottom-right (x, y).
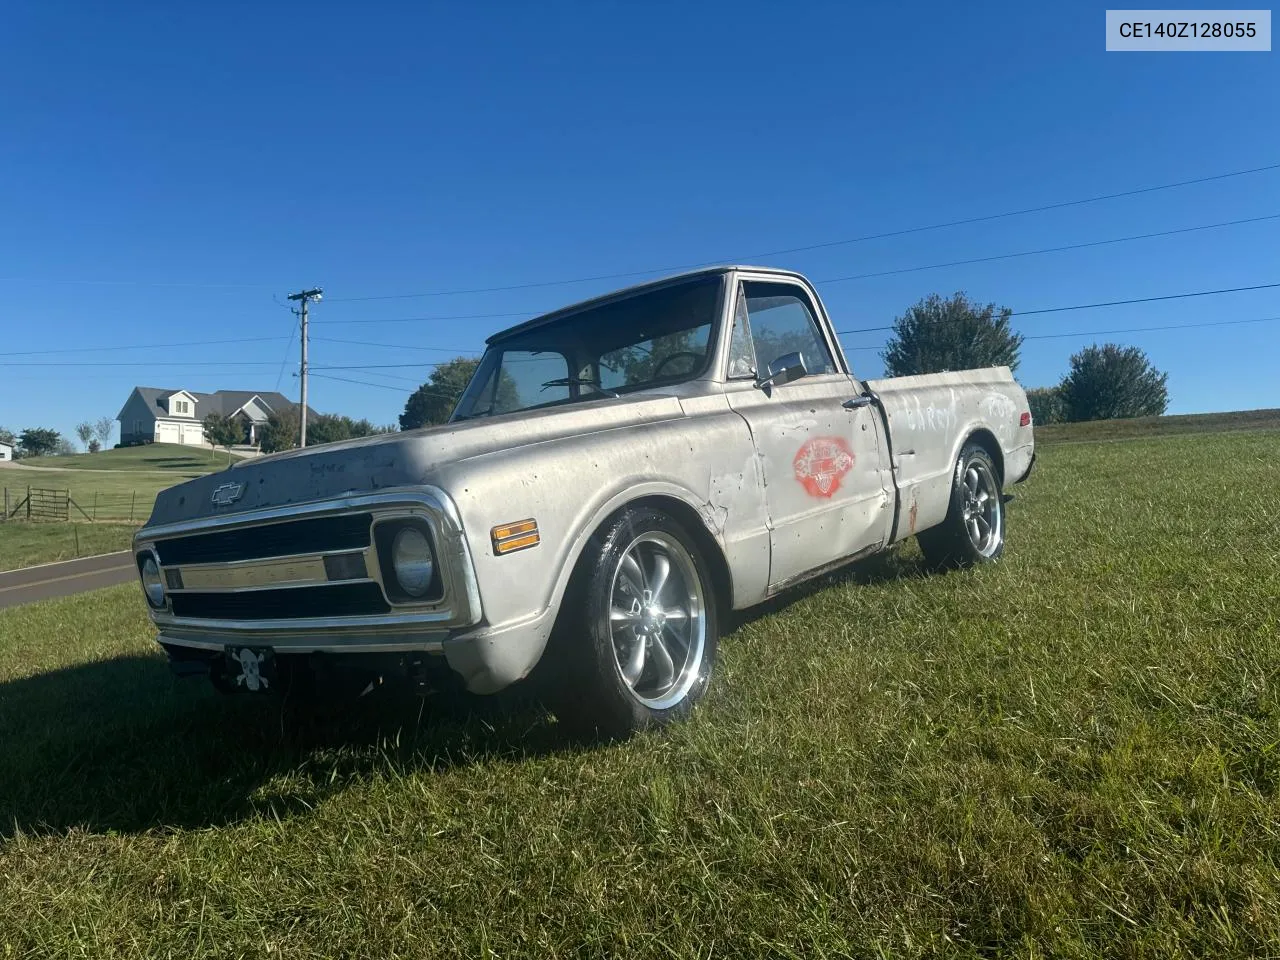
top-left (842, 394), bottom-right (873, 410)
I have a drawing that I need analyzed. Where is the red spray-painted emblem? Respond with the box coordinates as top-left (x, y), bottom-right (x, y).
top-left (793, 436), bottom-right (855, 498)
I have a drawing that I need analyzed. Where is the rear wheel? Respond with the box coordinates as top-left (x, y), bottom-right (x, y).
top-left (917, 443), bottom-right (1005, 570)
top-left (550, 507), bottom-right (718, 740)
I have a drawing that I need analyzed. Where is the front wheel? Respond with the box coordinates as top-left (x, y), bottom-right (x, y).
top-left (917, 443), bottom-right (1005, 570)
top-left (549, 507), bottom-right (719, 740)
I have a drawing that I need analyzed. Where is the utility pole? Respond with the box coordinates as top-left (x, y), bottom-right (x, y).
top-left (287, 288), bottom-right (323, 447)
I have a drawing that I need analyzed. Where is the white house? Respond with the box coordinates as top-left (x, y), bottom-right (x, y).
top-left (116, 387), bottom-right (314, 448)
top-left (0, 440), bottom-right (12, 461)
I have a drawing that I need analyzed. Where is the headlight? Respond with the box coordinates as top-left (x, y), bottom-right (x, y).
top-left (391, 527), bottom-right (434, 598)
top-left (139, 554), bottom-right (166, 609)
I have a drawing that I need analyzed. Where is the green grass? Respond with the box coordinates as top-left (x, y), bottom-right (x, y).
top-left (1037, 406), bottom-right (1280, 444)
top-left (1, 470), bottom-right (177, 522)
top-left (0, 444), bottom-right (238, 522)
top-left (22, 442), bottom-right (240, 472)
top-left (2, 429), bottom-right (1279, 958)
top-left (0, 522), bottom-right (138, 571)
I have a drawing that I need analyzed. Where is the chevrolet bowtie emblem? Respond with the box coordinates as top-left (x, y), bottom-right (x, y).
top-left (211, 482), bottom-right (245, 507)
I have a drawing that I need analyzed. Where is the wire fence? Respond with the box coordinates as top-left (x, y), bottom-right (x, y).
top-left (2, 486), bottom-right (155, 523)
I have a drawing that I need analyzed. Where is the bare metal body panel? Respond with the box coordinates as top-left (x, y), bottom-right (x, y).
top-left (135, 266), bottom-right (1034, 694)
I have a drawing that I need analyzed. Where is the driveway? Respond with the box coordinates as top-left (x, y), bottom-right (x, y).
top-left (0, 551), bottom-right (136, 609)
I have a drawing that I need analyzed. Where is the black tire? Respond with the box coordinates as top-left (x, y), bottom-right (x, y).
top-left (917, 442), bottom-right (1006, 571)
top-left (548, 507), bottom-right (719, 740)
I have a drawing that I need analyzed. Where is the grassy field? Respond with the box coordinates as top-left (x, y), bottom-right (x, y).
top-left (0, 522), bottom-right (138, 571)
top-left (22, 443), bottom-right (241, 472)
top-left (1, 444), bottom-right (236, 522)
top-left (1036, 406), bottom-right (1280, 444)
top-left (2, 427), bottom-right (1278, 957)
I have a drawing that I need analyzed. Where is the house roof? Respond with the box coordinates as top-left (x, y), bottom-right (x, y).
top-left (119, 388), bottom-right (317, 423)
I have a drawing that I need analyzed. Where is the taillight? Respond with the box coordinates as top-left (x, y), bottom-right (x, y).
top-left (1020, 412), bottom-right (1031, 427)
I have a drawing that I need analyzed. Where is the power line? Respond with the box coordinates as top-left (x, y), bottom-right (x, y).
top-left (310, 280), bottom-right (1280, 354)
top-left (1, 336), bottom-right (289, 358)
top-left (817, 212), bottom-right (1280, 284)
top-left (328, 369), bottom-right (430, 384)
top-left (0, 360), bottom-right (284, 368)
top-left (311, 335), bottom-right (481, 352)
top-left (836, 280), bottom-right (1280, 335)
top-left (309, 209), bottom-right (1280, 335)
top-left (274, 323), bottom-right (297, 393)
top-left (843, 314), bottom-right (1280, 355)
top-left (1022, 314), bottom-right (1280, 342)
top-left (310, 372), bottom-right (415, 393)
top-left (0, 275), bottom-right (274, 289)
top-left (322, 161), bottom-right (1280, 302)
top-left (313, 362), bottom-right (444, 370)
top-left (311, 311), bottom-right (532, 326)
top-left (310, 372), bottom-right (466, 403)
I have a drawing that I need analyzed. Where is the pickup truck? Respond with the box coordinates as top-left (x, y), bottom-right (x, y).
top-left (133, 266), bottom-right (1035, 737)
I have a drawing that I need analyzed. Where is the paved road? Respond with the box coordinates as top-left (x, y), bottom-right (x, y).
top-left (0, 551), bottom-right (135, 610)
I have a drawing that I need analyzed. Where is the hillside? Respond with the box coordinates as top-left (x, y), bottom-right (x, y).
top-left (20, 443), bottom-right (244, 473)
top-left (1035, 407), bottom-right (1280, 444)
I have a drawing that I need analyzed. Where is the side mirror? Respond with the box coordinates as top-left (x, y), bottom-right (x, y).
top-left (756, 351), bottom-right (807, 390)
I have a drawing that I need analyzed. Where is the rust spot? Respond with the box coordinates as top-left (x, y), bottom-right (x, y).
top-left (908, 497), bottom-right (919, 534)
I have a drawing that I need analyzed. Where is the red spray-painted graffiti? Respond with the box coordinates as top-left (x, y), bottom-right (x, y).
top-left (792, 436), bottom-right (855, 498)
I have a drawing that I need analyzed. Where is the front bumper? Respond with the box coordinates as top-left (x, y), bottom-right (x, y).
top-left (137, 487), bottom-right (557, 694)
top-left (136, 487), bottom-right (482, 656)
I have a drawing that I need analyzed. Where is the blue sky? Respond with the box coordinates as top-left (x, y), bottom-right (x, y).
top-left (2, 2), bottom-right (1277, 445)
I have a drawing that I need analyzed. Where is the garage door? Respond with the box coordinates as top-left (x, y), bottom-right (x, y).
top-left (155, 421), bottom-right (179, 444)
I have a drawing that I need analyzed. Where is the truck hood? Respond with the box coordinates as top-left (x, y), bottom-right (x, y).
top-left (145, 394), bottom-right (686, 527)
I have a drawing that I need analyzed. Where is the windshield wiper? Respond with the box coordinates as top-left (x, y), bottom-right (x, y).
top-left (540, 377), bottom-right (619, 398)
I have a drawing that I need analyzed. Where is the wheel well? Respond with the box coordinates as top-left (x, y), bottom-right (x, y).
top-left (601, 495), bottom-right (734, 619)
top-left (966, 428), bottom-right (1005, 486)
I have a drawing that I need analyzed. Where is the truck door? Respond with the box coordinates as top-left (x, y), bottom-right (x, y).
top-left (723, 278), bottom-right (893, 590)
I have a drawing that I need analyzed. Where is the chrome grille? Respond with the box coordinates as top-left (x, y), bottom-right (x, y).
top-left (154, 513), bottom-right (373, 566)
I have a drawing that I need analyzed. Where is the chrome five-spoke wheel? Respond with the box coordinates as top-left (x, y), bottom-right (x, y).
top-left (960, 459), bottom-right (1002, 557)
top-left (547, 506), bottom-right (719, 739)
top-left (917, 442), bottom-right (1007, 570)
top-left (608, 532), bottom-right (706, 710)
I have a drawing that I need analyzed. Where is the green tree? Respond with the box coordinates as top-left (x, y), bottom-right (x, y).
top-left (1026, 386), bottom-right (1067, 425)
top-left (882, 293), bottom-right (1023, 377)
top-left (0, 426), bottom-right (14, 447)
top-left (75, 422), bottom-right (94, 451)
top-left (307, 414), bottom-right (382, 446)
top-left (1059, 343), bottom-right (1169, 422)
top-left (401, 357), bottom-right (481, 429)
top-left (259, 407), bottom-right (301, 454)
top-left (17, 427), bottom-right (62, 458)
top-left (204, 412), bottom-right (244, 463)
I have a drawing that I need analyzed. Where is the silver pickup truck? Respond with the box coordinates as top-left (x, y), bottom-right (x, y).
top-left (134, 266), bottom-right (1035, 737)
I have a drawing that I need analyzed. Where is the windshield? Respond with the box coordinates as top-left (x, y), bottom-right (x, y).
top-left (451, 275), bottom-right (723, 420)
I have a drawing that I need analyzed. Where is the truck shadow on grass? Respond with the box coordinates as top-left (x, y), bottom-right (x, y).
top-left (0, 548), bottom-right (929, 838)
top-left (0, 653), bottom-right (575, 838)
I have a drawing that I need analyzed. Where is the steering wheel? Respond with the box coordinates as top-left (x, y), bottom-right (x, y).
top-left (651, 351), bottom-right (701, 379)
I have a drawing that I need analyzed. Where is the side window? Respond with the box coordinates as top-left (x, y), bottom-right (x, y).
top-left (742, 282), bottom-right (836, 378)
top-left (726, 286), bottom-right (757, 379)
top-left (493, 351), bottom-right (569, 412)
